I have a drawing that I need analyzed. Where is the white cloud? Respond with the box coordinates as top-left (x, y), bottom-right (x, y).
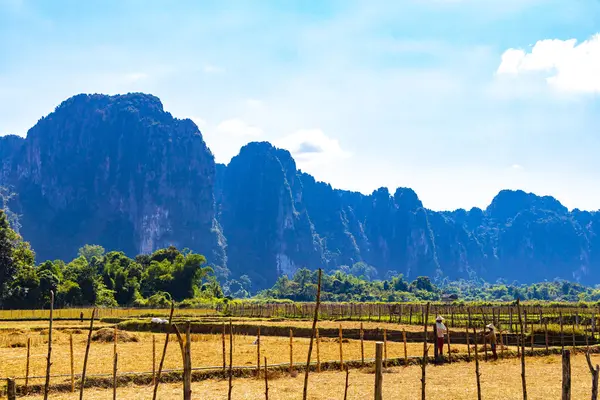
top-left (246, 98), bottom-right (264, 108)
top-left (203, 64), bottom-right (224, 74)
top-left (189, 116), bottom-right (207, 130)
top-left (511, 164), bottom-right (524, 171)
top-left (497, 34), bottom-right (600, 93)
top-left (216, 118), bottom-right (262, 137)
top-left (274, 129), bottom-right (350, 169)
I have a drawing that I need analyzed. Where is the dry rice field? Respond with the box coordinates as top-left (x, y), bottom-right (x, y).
top-left (13, 353), bottom-right (600, 399)
top-left (0, 326), bottom-right (473, 388)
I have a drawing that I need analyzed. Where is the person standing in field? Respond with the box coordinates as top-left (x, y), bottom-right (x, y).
top-left (435, 315), bottom-right (447, 359)
top-left (484, 323), bottom-right (498, 360)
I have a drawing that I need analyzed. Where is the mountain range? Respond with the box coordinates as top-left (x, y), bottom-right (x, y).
top-left (1, 93), bottom-right (598, 289)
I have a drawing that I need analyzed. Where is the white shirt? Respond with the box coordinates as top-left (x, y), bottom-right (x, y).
top-left (436, 322), bottom-right (447, 338)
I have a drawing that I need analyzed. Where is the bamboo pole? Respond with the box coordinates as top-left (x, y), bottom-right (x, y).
top-left (290, 328), bottom-right (294, 374)
top-left (228, 321), bottom-right (233, 400)
top-left (339, 324), bottom-right (344, 370)
top-left (473, 327), bottom-right (481, 400)
top-left (447, 328), bottom-right (451, 363)
top-left (517, 299), bottom-right (527, 400)
top-left (222, 322), bottom-right (226, 371)
top-left (383, 328), bottom-right (388, 368)
top-left (344, 365), bottom-right (350, 400)
top-left (467, 310), bottom-right (472, 361)
top-left (375, 342), bottom-right (383, 400)
top-left (70, 333), bottom-right (75, 392)
top-left (316, 328), bottom-right (321, 372)
top-left (302, 269), bottom-right (322, 400)
top-left (264, 357), bottom-right (269, 400)
top-left (586, 351), bottom-right (599, 400)
top-left (43, 290), bottom-right (54, 400)
top-left (112, 353), bottom-right (118, 400)
top-left (25, 337), bottom-right (31, 395)
top-left (7, 378), bottom-right (16, 400)
top-left (562, 350), bottom-right (571, 400)
top-left (403, 330), bottom-right (408, 364)
top-left (152, 302), bottom-right (175, 400)
top-left (361, 323), bottom-right (365, 367)
top-left (421, 302), bottom-right (431, 400)
top-left (79, 307), bottom-right (97, 400)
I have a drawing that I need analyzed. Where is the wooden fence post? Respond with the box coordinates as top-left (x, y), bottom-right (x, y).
top-left (302, 268), bottom-right (322, 400)
top-left (562, 350), bottom-right (571, 400)
top-left (586, 351), bottom-right (600, 400)
top-left (43, 290), bottom-right (54, 400)
top-left (473, 327), bottom-right (481, 400)
top-left (403, 330), bottom-right (408, 365)
top-left (228, 321), bottom-right (233, 400)
top-left (112, 352), bottom-right (118, 400)
top-left (25, 337), bottom-right (31, 395)
top-left (222, 323), bottom-right (226, 371)
top-left (7, 378), bottom-right (16, 400)
top-left (290, 328), bottom-right (294, 374)
top-left (361, 323), bottom-right (365, 366)
top-left (264, 357), bottom-right (269, 400)
top-left (316, 328), bottom-right (321, 372)
top-left (257, 327), bottom-right (261, 377)
top-left (517, 299), bottom-right (527, 400)
top-left (421, 302), bottom-right (431, 400)
top-left (344, 365), bottom-right (350, 400)
top-left (152, 302), bottom-right (175, 400)
top-left (383, 328), bottom-right (388, 368)
top-left (70, 333), bottom-right (75, 392)
top-left (375, 342), bottom-right (383, 400)
top-left (79, 308), bottom-right (97, 400)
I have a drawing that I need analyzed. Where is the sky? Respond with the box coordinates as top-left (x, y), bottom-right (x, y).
top-left (1, 0), bottom-right (600, 211)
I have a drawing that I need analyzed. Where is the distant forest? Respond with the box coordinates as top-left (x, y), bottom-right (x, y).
top-left (1, 209), bottom-right (599, 309)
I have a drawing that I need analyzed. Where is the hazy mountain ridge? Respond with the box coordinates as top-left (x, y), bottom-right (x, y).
top-left (2, 93), bottom-right (599, 289)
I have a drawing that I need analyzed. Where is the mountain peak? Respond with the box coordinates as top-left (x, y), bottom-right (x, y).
top-left (486, 189), bottom-right (568, 220)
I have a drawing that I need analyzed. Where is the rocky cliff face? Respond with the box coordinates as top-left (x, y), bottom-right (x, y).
top-left (0, 93), bottom-right (225, 265)
top-left (2, 93), bottom-right (599, 289)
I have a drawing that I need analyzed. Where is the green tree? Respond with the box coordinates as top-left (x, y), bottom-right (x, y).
top-left (78, 244), bottom-right (105, 262)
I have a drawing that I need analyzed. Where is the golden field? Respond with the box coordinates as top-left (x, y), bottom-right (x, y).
top-left (13, 353), bottom-right (600, 399)
top-left (0, 326), bottom-right (473, 388)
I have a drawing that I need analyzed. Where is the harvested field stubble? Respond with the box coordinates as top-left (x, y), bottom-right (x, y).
top-left (18, 354), bottom-right (600, 399)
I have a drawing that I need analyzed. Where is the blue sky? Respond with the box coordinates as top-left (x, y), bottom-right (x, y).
top-left (2, 0), bottom-right (600, 211)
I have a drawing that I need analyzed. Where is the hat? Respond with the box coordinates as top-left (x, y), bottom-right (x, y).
top-left (436, 315), bottom-right (444, 322)
top-left (486, 323), bottom-right (495, 331)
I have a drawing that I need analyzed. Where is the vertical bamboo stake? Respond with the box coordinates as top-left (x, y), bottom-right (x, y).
top-left (343, 365), bottom-right (350, 400)
top-left (562, 350), bottom-right (571, 400)
top-left (421, 302), bottom-right (431, 400)
top-left (70, 333), bottom-right (75, 393)
top-left (447, 329), bottom-right (451, 363)
top-left (383, 328), bottom-right (388, 368)
top-left (264, 357), bottom-right (269, 400)
top-left (257, 327), bottom-right (261, 377)
top-left (403, 330), bottom-right (408, 364)
top-left (560, 311), bottom-right (565, 353)
top-left (339, 324), bottom-right (344, 370)
top-left (517, 299), bottom-right (527, 400)
top-left (360, 323), bottom-right (365, 366)
top-left (302, 268), bottom-right (322, 400)
top-left (152, 335), bottom-right (156, 386)
top-left (290, 328), bottom-right (294, 374)
top-left (316, 328), bottom-right (321, 372)
top-left (473, 327), bottom-right (481, 400)
top-left (375, 342), bottom-right (383, 400)
top-left (185, 322), bottom-right (192, 400)
top-left (43, 290), bottom-right (54, 400)
top-left (467, 309), bottom-right (472, 361)
top-left (586, 352), bottom-right (599, 400)
top-left (545, 321), bottom-right (549, 353)
top-left (152, 302), bottom-right (175, 400)
top-left (79, 307), bottom-right (97, 400)
top-left (25, 337), bottom-right (31, 395)
top-left (112, 353), bottom-right (118, 400)
top-left (228, 321), bottom-right (233, 400)
top-left (222, 322), bottom-right (226, 371)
